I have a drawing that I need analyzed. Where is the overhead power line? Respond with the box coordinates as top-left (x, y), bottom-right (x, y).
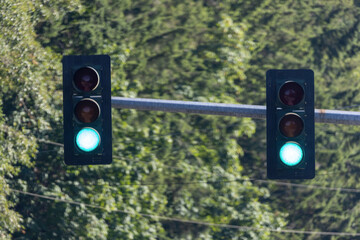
top-left (110, 157), bottom-right (360, 193)
top-left (10, 188), bottom-right (360, 237)
top-left (253, 180), bottom-right (360, 193)
top-left (27, 141), bottom-right (360, 194)
top-left (108, 177), bottom-right (360, 194)
top-left (37, 139), bottom-right (64, 147)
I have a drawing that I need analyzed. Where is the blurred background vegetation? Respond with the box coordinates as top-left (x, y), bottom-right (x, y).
top-left (1, 0), bottom-right (360, 239)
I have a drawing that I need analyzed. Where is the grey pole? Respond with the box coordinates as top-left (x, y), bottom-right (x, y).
top-left (112, 97), bottom-right (360, 125)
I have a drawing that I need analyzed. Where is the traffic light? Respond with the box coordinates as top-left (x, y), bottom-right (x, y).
top-left (62, 55), bottom-right (112, 165)
top-left (266, 69), bottom-right (314, 179)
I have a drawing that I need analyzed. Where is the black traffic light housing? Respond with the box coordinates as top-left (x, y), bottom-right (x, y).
top-left (63, 55), bottom-right (112, 165)
top-left (266, 69), bottom-right (314, 179)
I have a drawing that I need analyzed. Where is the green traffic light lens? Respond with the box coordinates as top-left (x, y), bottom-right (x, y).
top-left (279, 142), bottom-right (303, 166)
top-left (75, 128), bottom-right (100, 152)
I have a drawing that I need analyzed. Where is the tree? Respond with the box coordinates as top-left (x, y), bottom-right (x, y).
top-left (8, 0), bottom-right (285, 239)
top-left (0, 0), bottom-right (79, 238)
top-left (234, 0), bottom-right (360, 238)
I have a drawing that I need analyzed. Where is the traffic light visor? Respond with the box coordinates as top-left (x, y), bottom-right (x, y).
top-left (279, 113), bottom-right (304, 138)
top-left (279, 81), bottom-right (304, 106)
top-left (73, 67), bottom-right (99, 92)
top-left (74, 99), bottom-right (100, 123)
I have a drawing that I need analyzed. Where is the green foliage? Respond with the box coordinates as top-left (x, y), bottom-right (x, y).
top-left (0, 0), bottom-right (80, 238)
top-left (2, 0), bottom-right (360, 239)
top-left (237, 0), bottom-right (360, 239)
top-left (1, 0), bottom-right (286, 239)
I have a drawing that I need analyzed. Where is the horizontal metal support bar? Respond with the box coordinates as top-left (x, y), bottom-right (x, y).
top-left (112, 97), bottom-right (360, 125)
top-left (112, 97), bottom-right (265, 119)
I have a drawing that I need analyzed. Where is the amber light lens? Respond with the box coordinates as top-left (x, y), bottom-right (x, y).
top-left (279, 81), bottom-right (304, 106)
top-left (279, 113), bottom-right (304, 138)
top-left (74, 99), bottom-right (100, 123)
top-left (73, 67), bottom-right (99, 92)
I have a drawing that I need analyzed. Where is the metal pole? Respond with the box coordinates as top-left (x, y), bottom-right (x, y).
top-left (112, 97), bottom-right (360, 125)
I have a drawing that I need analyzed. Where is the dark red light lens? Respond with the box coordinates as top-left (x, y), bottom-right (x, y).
top-left (74, 99), bottom-right (100, 123)
top-left (279, 113), bottom-right (304, 138)
top-left (279, 81), bottom-right (304, 106)
top-left (73, 67), bottom-right (99, 92)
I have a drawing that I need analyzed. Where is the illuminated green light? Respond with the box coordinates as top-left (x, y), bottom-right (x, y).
top-left (279, 142), bottom-right (303, 166)
top-left (76, 128), bottom-right (100, 152)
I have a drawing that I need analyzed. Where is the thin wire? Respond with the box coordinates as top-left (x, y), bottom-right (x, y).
top-left (37, 139), bottom-right (64, 147)
top-left (25, 140), bottom-right (360, 194)
top-left (34, 143), bottom-right (360, 194)
top-left (335, 104), bottom-right (360, 110)
top-left (37, 150), bottom-right (62, 154)
top-left (112, 156), bottom-right (360, 193)
top-left (253, 180), bottom-right (360, 193)
top-left (109, 177), bottom-right (360, 193)
top-left (9, 188), bottom-right (360, 237)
